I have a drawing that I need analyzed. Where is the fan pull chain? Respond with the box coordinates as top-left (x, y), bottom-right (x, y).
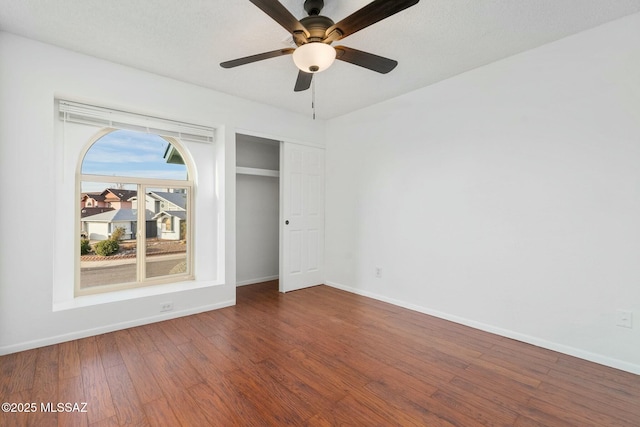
top-left (312, 77), bottom-right (316, 120)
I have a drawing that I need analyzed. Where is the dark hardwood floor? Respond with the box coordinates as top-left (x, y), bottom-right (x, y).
top-left (1, 281), bottom-right (639, 426)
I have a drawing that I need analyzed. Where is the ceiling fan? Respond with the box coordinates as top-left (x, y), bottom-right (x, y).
top-left (220, 0), bottom-right (420, 92)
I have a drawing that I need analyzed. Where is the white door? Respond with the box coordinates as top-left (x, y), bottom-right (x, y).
top-left (280, 142), bottom-right (324, 292)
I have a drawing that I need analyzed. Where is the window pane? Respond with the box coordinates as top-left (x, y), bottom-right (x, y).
top-left (80, 182), bottom-right (138, 288)
top-left (145, 187), bottom-right (189, 279)
top-left (77, 129), bottom-right (193, 294)
top-left (81, 129), bottom-right (187, 180)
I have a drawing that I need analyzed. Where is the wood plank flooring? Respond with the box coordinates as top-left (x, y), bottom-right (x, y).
top-left (1, 281), bottom-right (639, 426)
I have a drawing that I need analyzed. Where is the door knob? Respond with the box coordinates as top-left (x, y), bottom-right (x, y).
top-left (285, 220), bottom-right (289, 225)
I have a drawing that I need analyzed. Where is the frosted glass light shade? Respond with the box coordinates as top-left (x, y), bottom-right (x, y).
top-left (293, 43), bottom-right (336, 73)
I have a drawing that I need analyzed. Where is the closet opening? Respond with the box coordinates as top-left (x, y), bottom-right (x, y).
top-left (235, 134), bottom-right (280, 294)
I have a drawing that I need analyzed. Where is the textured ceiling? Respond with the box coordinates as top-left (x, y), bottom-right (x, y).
top-left (1, 0), bottom-right (640, 119)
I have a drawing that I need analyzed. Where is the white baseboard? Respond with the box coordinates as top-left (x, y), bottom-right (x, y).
top-left (236, 275), bottom-right (279, 287)
top-left (0, 299), bottom-right (235, 356)
top-left (325, 281), bottom-right (640, 375)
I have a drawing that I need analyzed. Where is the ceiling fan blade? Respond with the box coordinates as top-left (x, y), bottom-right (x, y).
top-left (250, 0), bottom-right (310, 37)
top-left (294, 70), bottom-right (313, 92)
top-left (325, 0), bottom-right (419, 41)
top-left (220, 48), bottom-right (294, 68)
top-left (335, 46), bottom-right (398, 74)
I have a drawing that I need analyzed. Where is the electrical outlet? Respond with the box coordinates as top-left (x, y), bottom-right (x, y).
top-left (375, 267), bottom-right (382, 278)
top-left (616, 310), bottom-right (633, 328)
top-left (160, 302), bottom-right (174, 312)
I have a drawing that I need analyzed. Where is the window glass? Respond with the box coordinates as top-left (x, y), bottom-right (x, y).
top-left (81, 129), bottom-right (187, 179)
top-left (78, 129), bottom-right (192, 294)
top-left (145, 187), bottom-right (189, 279)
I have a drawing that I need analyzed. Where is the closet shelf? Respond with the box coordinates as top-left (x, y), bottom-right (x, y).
top-left (236, 166), bottom-right (280, 178)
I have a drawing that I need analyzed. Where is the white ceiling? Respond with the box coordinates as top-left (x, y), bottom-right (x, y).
top-left (1, 0), bottom-right (639, 119)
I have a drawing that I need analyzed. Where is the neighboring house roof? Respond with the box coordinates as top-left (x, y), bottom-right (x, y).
top-left (80, 209), bottom-right (154, 222)
top-left (149, 191), bottom-right (187, 210)
top-left (80, 207), bottom-right (114, 218)
top-left (103, 188), bottom-right (137, 202)
top-left (81, 192), bottom-right (107, 202)
top-left (163, 144), bottom-right (185, 165)
top-left (153, 210), bottom-right (187, 220)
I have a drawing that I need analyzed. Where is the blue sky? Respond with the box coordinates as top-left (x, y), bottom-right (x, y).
top-left (81, 129), bottom-right (188, 193)
top-left (82, 129), bottom-right (187, 183)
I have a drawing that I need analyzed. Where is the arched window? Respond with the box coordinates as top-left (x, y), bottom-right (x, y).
top-left (78, 129), bottom-right (193, 294)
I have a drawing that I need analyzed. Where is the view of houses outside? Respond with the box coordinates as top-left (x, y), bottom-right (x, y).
top-left (79, 130), bottom-right (190, 290)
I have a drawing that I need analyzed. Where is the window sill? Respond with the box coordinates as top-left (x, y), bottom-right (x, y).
top-left (52, 279), bottom-right (223, 312)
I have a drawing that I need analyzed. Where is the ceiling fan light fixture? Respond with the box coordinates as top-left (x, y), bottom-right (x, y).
top-left (293, 42), bottom-right (336, 73)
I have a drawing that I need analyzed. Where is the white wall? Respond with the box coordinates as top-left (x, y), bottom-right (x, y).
top-left (0, 32), bottom-right (324, 354)
top-left (236, 135), bottom-right (280, 285)
top-left (325, 13), bottom-right (640, 374)
top-left (236, 175), bottom-right (280, 285)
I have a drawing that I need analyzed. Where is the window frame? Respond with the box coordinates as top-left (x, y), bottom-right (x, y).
top-left (75, 128), bottom-right (195, 296)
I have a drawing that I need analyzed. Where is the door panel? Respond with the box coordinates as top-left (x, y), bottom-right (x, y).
top-left (307, 230), bottom-right (319, 271)
top-left (280, 142), bottom-right (325, 292)
top-left (290, 230), bottom-right (303, 274)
